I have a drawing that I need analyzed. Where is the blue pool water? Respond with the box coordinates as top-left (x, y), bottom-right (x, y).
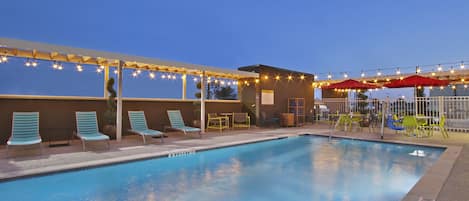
top-left (0, 136), bottom-right (443, 201)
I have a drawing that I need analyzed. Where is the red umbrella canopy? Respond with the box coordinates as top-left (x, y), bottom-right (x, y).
top-left (384, 75), bottom-right (449, 88)
top-left (322, 79), bottom-right (379, 90)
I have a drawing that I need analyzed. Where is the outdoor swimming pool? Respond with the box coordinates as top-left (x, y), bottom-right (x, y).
top-left (0, 136), bottom-right (443, 201)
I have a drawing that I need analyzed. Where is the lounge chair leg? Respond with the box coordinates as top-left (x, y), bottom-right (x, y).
top-left (142, 135), bottom-right (146, 144)
top-left (161, 134), bottom-right (164, 143)
top-left (82, 140), bottom-right (86, 151)
top-left (6, 145), bottom-right (9, 158)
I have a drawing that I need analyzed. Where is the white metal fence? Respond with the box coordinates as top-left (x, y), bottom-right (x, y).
top-left (315, 96), bottom-right (469, 132)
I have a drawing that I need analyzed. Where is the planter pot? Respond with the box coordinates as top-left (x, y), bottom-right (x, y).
top-left (103, 125), bottom-right (117, 139)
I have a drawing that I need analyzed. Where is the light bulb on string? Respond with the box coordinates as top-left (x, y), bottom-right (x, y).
top-left (450, 66), bottom-right (455, 74)
top-left (161, 74), bottom-right (167, 79)
top-left (31, 60), bottom-right (38, 67)
top-left (361, 71), bottom-right (365, 77)
top-left (416, 66), bottom-right (421, 74)
top-left (114, 69), bottom-right (118, 74)
top-left (25, 59), bottom-right (31, 67)
top-left (327, 73), bottom-right (332, 79)
top-left (396, 68), bottom-right (401, 75)
top-left (440, 86), bottom-right (444, 90)
top-left (461, 61), bottom-right (465, 69)
top-left (57, 63), bottom-right (63, 70)
top-left (437, 64), bottom-right (443, 71)
top-left (377, 70), bottom-right (382, 76)
top-left (343, 73), bottom-right (348, 78)
top-left (275, 75), bottom-right (280, 80)
top-left (52, 61), bottom-right (58, 69)
top-left (193, 77), bottom-right (198, 82)
top-left (76, 64), bottom-right (83, 72)
top-left (0, 55), bottom-right (8, 62)
top-left (314, 75), bottom-right (318, 80)
top-left (132, 71), bottom-right (138, 77)
top-left (149, 71), bottom-right (156, 79)
top-left (288, 75), bottom-right (293, 80)
top-left (300, 75), bottom-right (305, 80)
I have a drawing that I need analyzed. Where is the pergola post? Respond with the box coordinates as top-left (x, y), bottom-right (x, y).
top-left (116, 61), bottom-right (124, 141)
top-left (104, 65), bottom-right (109, 98)
top-left (182, 74), bottom-right (187, 100)
top-left (200, 71), bottom-right (206, 134)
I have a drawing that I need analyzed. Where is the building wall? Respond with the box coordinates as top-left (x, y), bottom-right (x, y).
top-left (0, 96), bottom-right (242, 144)
top-left (239, 66), bottom-right (314, 126)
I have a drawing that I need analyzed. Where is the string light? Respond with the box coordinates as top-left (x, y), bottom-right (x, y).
top-left (254, 79), bottom-right (259, 83)
top-left (462, 78), bottom-right (465, 82)
top-left (416, 66), bottom-right (421, 74)
top-left (221, 80), bottom-right (226, 85)
top-left (461, 61), bottom-right (465, 69)
top-left (52, 62), bottom-right (63, 70)
top-left (396, 68), bottom-right (401, 75)
top-left (288, 75), bottom-right (293, 80)
top-left (0, 55), bottom-right (8, 63)
top-left (314, 75), bottom-right (318, 80)
top-left (450, 66), bottom-right (455, 74)
top-left (361, 71), bottom-right (365, 77)
top-left (25, 59), bottom-right (32, 67)
top-left (99, 65), bottom-right (105, 70)
top-left (437, 64), bottom-right (443, 71)
top-left (193, 77), bottom-right (198, 82)
top-left (264, 75), bottom-right (269, 80)
top-left (300, 75), bottom-right (305, 80)
top-left (440, 86), bottom-right (444, 90)
top-left (275, 75), bottom-right (280, 80)
top-left (171, 74), bottom-right (177, 80)
top-left (431, 72), bottom-right (436, 76)
top-left (76, 64), bottom-right (83, 72)
top-left (452, 85), bottom-right (456, 90)
top-left (327, 73), bottom-right (332, 79)
top-left (31, 60), bottom-right (38, 67)
top-left (114, 69), bottom-right (118, 74)
top-left (132, 71), bottom-right (138, 77)
top-left (96, 67), bottom-right (102, 73)
top-left (429, 86), bottom-right (433, 90)
top-left (465, 85), bottom-right (468, 89)
top-left (377, 69), bottom-right (382, 76)
top-left (149, 71), bottom-right (156, 79)
top-left (343, 73), bottom-right (348, 78)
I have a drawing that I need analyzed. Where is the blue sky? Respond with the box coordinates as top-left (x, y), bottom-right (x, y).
top-left (1, 0), bottom-right (469, 98)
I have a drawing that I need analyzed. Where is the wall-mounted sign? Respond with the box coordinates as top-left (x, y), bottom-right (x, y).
top-left (261, 90), bottom-right (274, 105)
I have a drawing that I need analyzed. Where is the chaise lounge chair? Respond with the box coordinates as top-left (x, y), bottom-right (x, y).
top-left (7, 112), bottom-right (43, 155)
top-left (128, 111), bottom-right (164, 144)
top-left (75, 111), bottom-right (110, 151)
top-left (166, 110), bottom-right (201, 137)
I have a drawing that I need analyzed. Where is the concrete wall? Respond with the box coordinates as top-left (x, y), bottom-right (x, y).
top-left (0, 96), bottom-right (242, 144)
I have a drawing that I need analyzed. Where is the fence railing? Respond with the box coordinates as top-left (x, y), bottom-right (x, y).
top-left (315, 96), bottom-right (469, 132)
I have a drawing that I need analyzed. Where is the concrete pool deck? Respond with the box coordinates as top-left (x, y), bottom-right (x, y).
top-left (1, 124), bottom-right (468, 201)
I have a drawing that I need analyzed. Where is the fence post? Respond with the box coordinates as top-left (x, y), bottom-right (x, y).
top-left (438, 96), bottom-right (444, 120)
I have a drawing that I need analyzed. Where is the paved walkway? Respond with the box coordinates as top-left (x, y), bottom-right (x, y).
top-left (1, 124), bottom-right (468, 201)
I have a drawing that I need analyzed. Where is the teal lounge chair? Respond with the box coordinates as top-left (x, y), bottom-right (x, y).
top-left (7, 112), bottom-right (42, 155)
top-left (75, 111), bottom-right (110, 151)
top-left (128, 111), bottom-right (164, 144)
top-left (166, 110), bottom-right (201, 137)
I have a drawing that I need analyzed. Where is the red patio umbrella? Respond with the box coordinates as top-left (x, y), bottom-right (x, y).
top-left (384, 75), bottom-right (449, 88)
top-left (322, 79), bottom-right (379, 90)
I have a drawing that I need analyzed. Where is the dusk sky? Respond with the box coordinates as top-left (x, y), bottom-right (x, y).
top-left (1, 0), bottom-right (469, 99)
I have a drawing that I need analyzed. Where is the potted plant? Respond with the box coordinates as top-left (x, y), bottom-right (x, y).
top-left (103, 78), bottom-right (117, 139)
top-left (192, 81), bottom-right (202, 128)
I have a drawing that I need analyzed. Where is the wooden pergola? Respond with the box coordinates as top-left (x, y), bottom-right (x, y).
top-left (0, 38), bottom-right (258, 140)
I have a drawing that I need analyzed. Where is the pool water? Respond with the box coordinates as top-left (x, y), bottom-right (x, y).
top-left (0, 136), bottom-right (443, 201)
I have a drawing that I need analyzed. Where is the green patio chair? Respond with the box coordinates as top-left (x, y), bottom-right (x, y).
top-left (430, 115), bottom-right (449, 139)
top-left (128, 111), bottom-right (164, 144)
top-left (7, 112), bottom-right (43, 155)
top-left (166, 110), bottom-right (201, 137)
top-left (334, 114), bottom-right (351, 131)
top-left (401, 116), bottom-right (418, 136)
top-left (75, 111), bottom-right (110, 151)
